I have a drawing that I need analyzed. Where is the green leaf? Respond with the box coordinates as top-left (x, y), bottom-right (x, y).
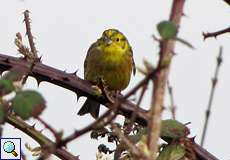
top-left (175, 37), bottom-right (194, 49)
top-left (11, 90), bottom-right (46, 120)
top-left (157, 21), bottom-right (177, 39)
top-left (0, 79), bottom-right (15, 96)
top-left (157, 143), bottom-right (185, 160)
top-left (161, 119), bottom-right (189, 140)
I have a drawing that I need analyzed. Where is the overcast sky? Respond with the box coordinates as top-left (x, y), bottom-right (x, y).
top-left (0, 0), bottom-right (230, 159)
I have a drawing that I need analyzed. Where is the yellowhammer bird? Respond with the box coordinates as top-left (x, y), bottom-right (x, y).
top-left (78, 29), bottom-right (136, 118)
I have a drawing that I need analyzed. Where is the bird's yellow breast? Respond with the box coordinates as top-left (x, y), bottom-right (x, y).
top-left (85, 45), bottom-right (133, 90)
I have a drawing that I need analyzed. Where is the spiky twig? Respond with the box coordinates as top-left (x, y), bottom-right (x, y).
top-left (148, 1), bottom-right (185, 159)
top-left (203, 27), bottom-right (230, 40)
top-left (59, 93), bottom-right (133, 147)
top-left (36, 116), bottom-right (62, 144)
top-left (200, 47), bottom-right (223, 147)
top-left (127, 83), bottom-right (148, 130)
top-left (57, 109), bottom-right (116, 147)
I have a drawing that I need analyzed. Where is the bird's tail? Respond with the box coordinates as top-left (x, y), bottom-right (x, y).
top-left (77, 98), bottom-right (100, 119)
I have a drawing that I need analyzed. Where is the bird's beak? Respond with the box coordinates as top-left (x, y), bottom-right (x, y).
top-left (103, 36), bottom-right (112, 45)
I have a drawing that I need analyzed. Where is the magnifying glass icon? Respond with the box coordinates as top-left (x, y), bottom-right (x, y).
top-left (3, 141), bottom-right (18, 157)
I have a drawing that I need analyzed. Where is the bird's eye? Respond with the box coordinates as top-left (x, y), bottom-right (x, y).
top-left (116, 38), bottom-right (120, 42)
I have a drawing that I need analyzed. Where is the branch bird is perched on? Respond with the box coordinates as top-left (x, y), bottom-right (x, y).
top-left (78, 29), bottom-right (136, 118)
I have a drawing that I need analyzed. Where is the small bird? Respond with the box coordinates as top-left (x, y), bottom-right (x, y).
top-left (78, 29), bottom-right (136, 118)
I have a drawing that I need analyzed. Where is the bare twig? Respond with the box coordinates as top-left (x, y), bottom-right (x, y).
top-left (58, 92), bottom-right (128, 147)
top-left (123, 68), bottom-right (158, 100)
top-left (203, 27), bottom-right (230, 40)
top-left (128, 83), bottom-right (148, 129)
top-left (23, 10), bottom-right (38, 57)
top-left (22, 10), bottom-right (39, 85)
top-left (200, 47), bottom-right (223, 147)
top-left (167, 81), bottom-right (176, 119)
top-left (147, 1), bottom-right (185, 159)
top-left (59, 92), bottom-right (131, 146)
top-left (58, 109), bottom-right (115, 147)
top-left (36, 116), bottom-right (62, 143)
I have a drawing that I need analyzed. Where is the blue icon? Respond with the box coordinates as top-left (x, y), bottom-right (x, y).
top-left (3, 141), bottom-right (18, 157)
top-left (0, 138), bottom-right (21, 160)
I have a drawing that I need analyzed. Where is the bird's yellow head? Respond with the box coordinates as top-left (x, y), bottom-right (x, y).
top-left (98, 29), bottom-right (131, 54)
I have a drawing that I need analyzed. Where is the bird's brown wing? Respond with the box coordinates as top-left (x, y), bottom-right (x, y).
top-left (84, 42), bottom-right (98, 78)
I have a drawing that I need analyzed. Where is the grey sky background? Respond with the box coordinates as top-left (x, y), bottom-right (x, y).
top-left (0, 0), bottom-right (230, 159)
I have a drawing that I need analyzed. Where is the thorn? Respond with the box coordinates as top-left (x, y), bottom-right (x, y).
top-left (189, 136), bottom-right (196, 142)
top-left (171, 51), bottom-right (177, 56)
top-left (31, 123), bottom-right (36, 128)
top-left (70, 69), bottom-right (79, 76)
top-left (202, 32), bottom-right (207, 41)
top-left (38, 56), bottom-right (42, 62)
top-left (39, 129), bottom-right (44, 133)
top-left (152, 34), bottom-right (160, 42)
top-left (184, 127), bottom-right (190, 136)
top-left (161, 106), bottom-right (166, 111)
top-left (24, 10), bottom-right (30, 14)
top-left (184, 122), bottom-right (191, 126)
top-left (76, 93), bottom-right (81, 101)
top-left (182, 12), bottom-right (189, 18)
top-left (76, 92), bottom-right (84, 101)
top-left (35, 79), bottom-right (42, 87)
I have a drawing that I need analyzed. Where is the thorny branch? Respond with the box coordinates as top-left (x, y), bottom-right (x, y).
top-left (0, 53), bottom-right (149, 125)
top-left (58, 89), bottom-right (136, 148)
top-left (200, 47), bottom-right (223, 147)
top-left (58, 109), bottom-right (116, 147)
top-left (203, 27), bottom-right (230, 40)
top-left (128, 83), bottom-right (148, 129)
top-left (148, 1), bottom-right (185, 159)
top-left (0, 53), bottom-right (219, 160)
top-left (0, 1), bottom-right (223, 159)
top-left (36, 116), bottom-right (62, 144)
